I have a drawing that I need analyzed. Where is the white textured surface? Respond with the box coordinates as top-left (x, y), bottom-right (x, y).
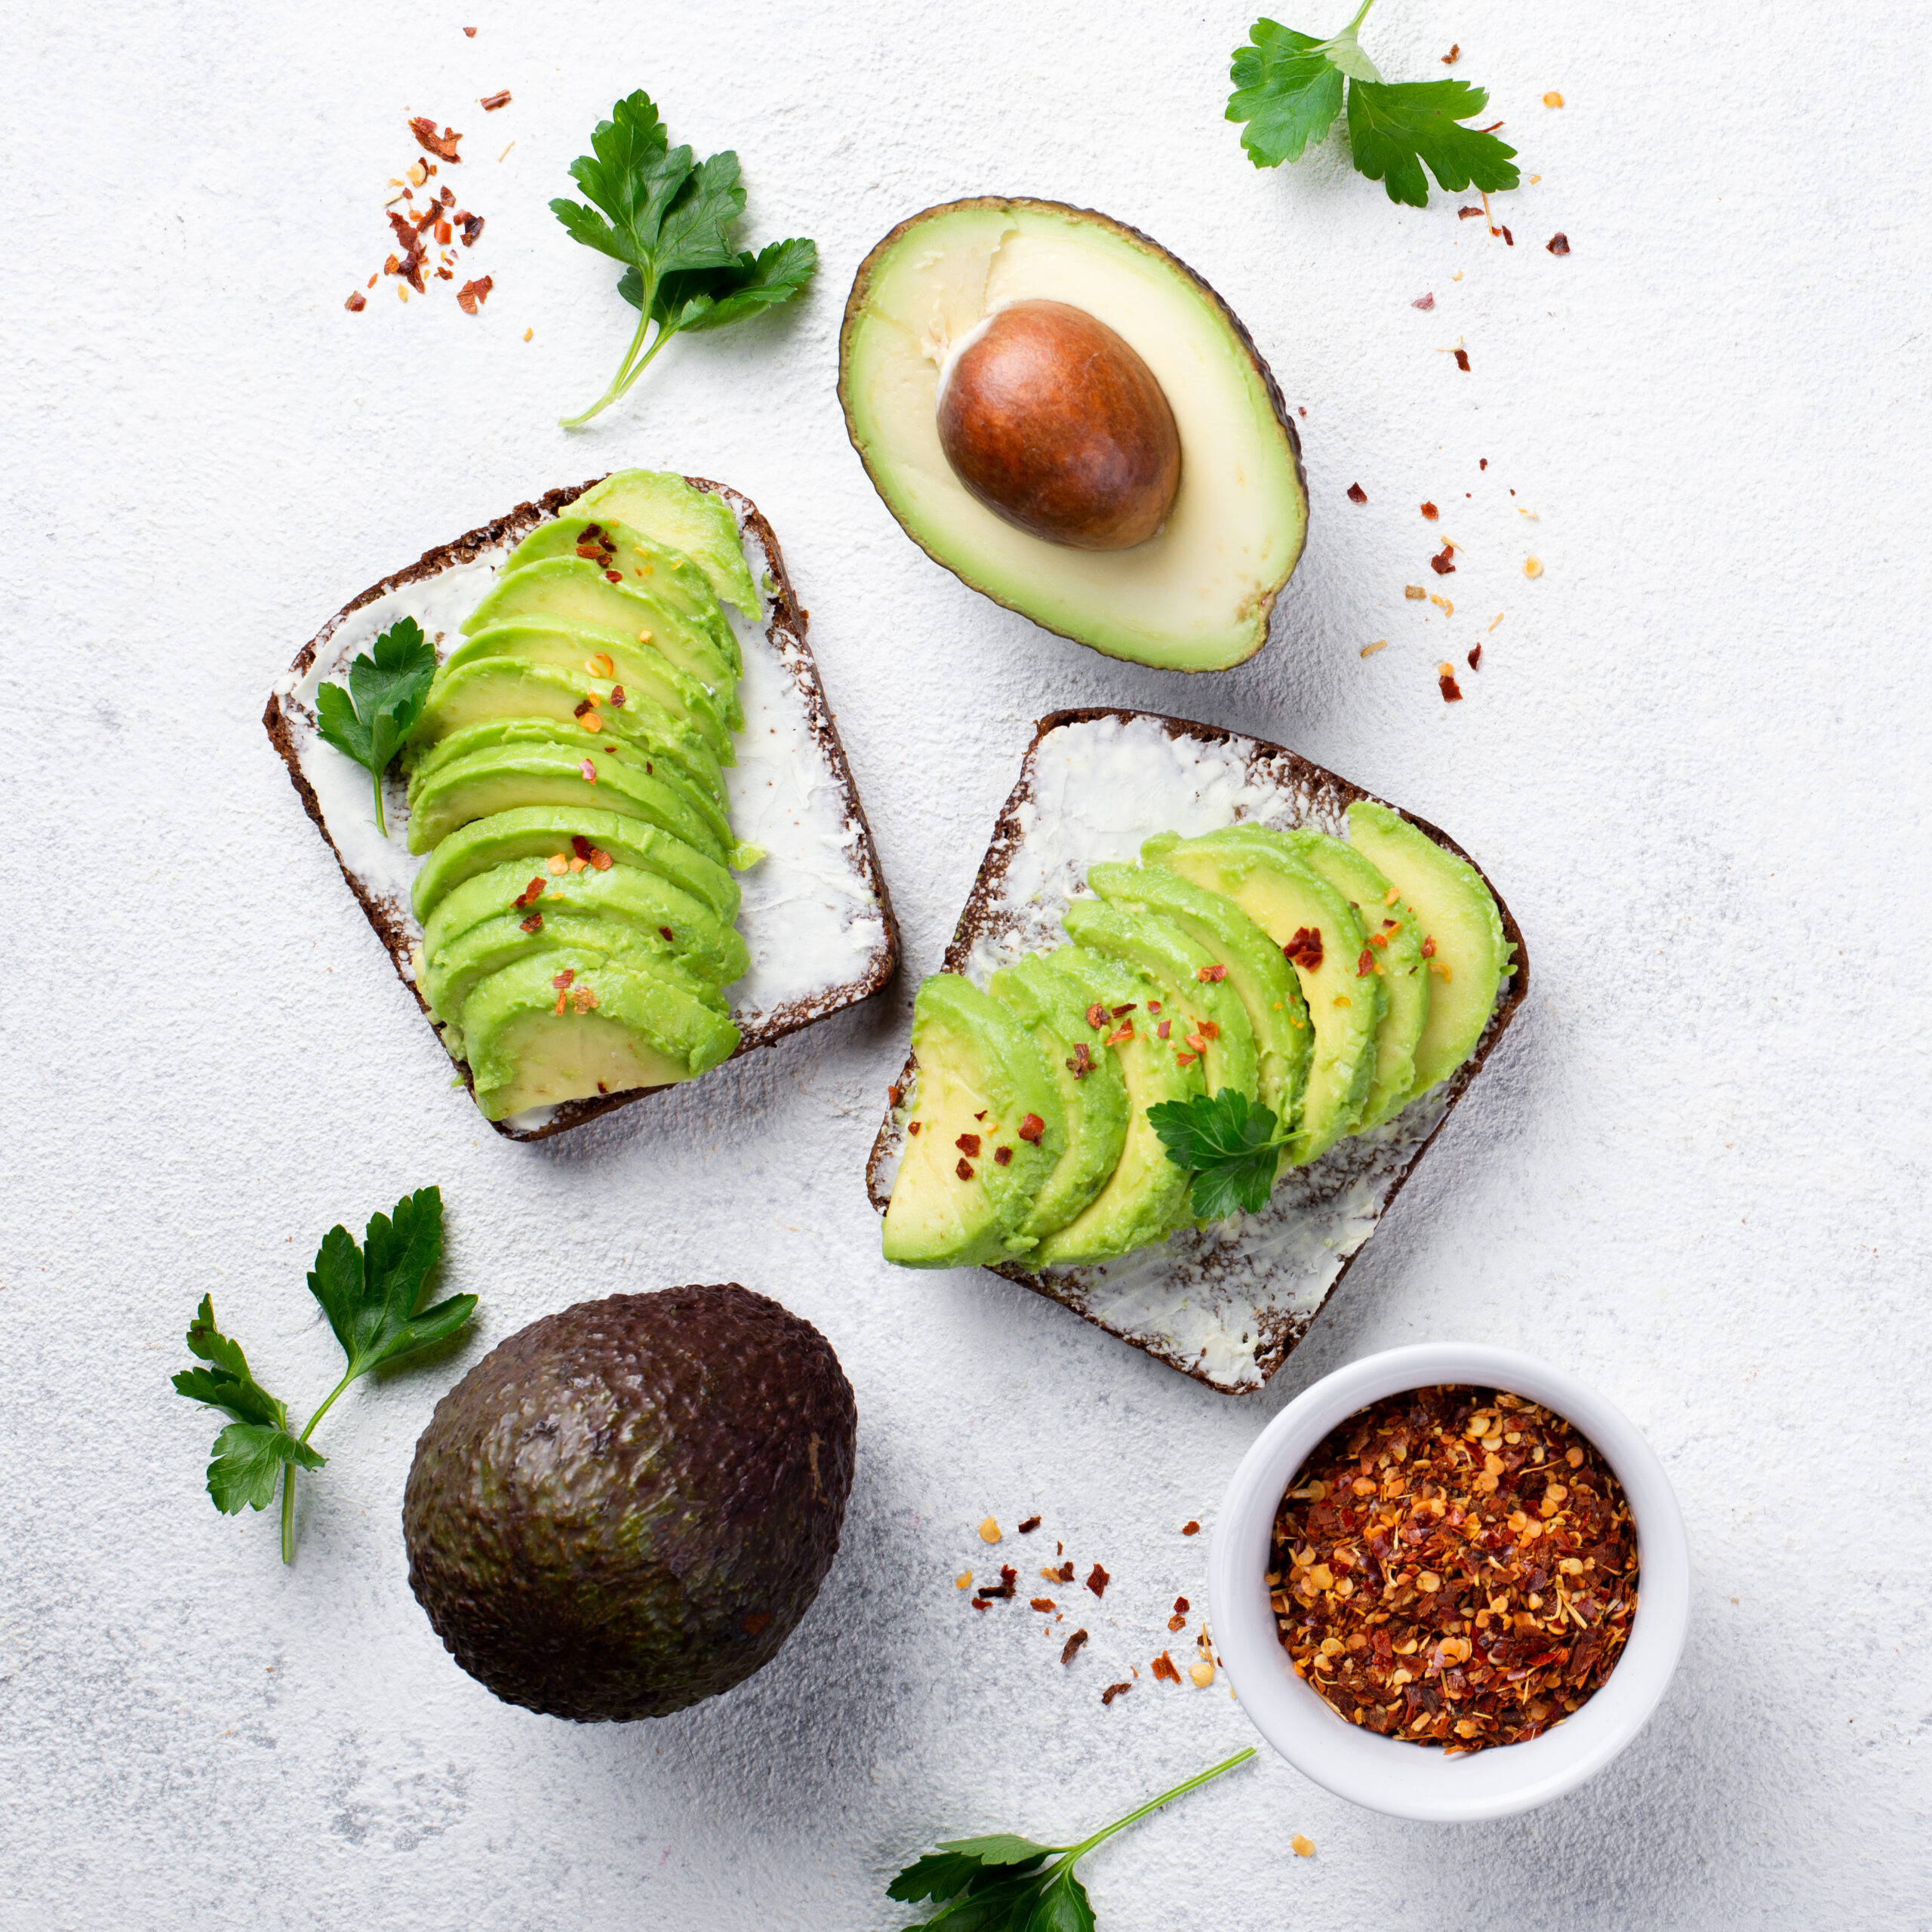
top-left (2, 3), bottom-right (1927, 1928)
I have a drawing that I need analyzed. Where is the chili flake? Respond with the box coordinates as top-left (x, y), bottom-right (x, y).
top-left (512, 877), bottom-right (545, 909)
top-left (1282, 927), bottom-right (1324, 971)
top-left (408, 116), bottom-right (463, 162)
top-left (1017, 1114), bottom-right (1046, 1143)
top-left (1062, 1629), bottom-right (1089, 1666)
top-left (1150, 1651), bottom-right (1182, 1684)
top-left (1269, 1384), bottom-right (1638, 1754)
top-left (457, 274), bottom-right (494, 314)
top-left (1066, 1043), bottom-right (1095, 1078)
top-left (1467, 645), bottom-right (1483, 671)
top-left (481, 89), bottom-right (512, 110)
top-left (1453, 348), bottom-right (1471, 372)
top-left (973, 1565), bottom-right (1018, 1606)
top-left (1101, 1682), bottom-right (1131, 1706)
top-left (1086, 1563), bottom-right (1110, 1598)
top-left (955, 1133), bottom-right (981, 1155)
top-left (1182, 1521), bottom-right (1201, 1536)
top-left (1195, 962), bottom-right (1228, 983)
top-left (993, 1146), bottom-right (1012, 1166)
top-left (1018, 1515), bottom-right (1042, 1533)
top-left (519, 912), bottom-right (543, 934)
top-left (1105, 1021), bottom-right (1134, 1046)
top-left (1439, 666), bottom-right (1464, 703)
top-left (1346, 482), bottom-right (1367, 504)
top-left (1429, 543), bottom-right (1457, 575)
top-left (1356, 949), bottom-right (1377, 976)
top-left (955, 1158), bottom-right (974, 1181)
top-left (1420, 502), bottom-right (1439, 520)
top-left (1547, 232), bottom-right (1571, 256)
top-left (1086, 1003), bottom-right (1109, 1031)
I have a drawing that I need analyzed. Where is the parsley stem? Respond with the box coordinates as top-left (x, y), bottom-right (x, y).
top-left (1344, 0), bottom-right (1377, 31)
top-left (278, 1371), bottom-right (355, 1565)
top-left (560, 303), bottom-right (679, 429)
top-left (371, 764), bottom-right (389, 841)
top-left (1059, 1746), bottom-right (1256, 1863)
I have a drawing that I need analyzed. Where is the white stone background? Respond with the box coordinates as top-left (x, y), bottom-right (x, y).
top-left (2, 1), bottom-right (1927, 1925)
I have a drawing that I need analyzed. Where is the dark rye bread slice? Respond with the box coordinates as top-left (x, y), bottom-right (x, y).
top-left (864, 709), bottom-right (1528, 1395)
top-left (266, 475), bottom-right (899, 1141)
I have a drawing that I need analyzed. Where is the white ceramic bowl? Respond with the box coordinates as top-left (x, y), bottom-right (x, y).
top-left (1209, 1343), bottom-right (1690, 1823)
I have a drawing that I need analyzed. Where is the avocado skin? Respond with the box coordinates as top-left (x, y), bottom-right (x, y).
top-left (402, 1284), bottom-right (855, 1722)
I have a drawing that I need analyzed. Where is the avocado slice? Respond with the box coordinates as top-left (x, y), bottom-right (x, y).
top-left (838, 198), bottom-right (1307, 671)
top-left (1059, 897), bottom-right (1258, 1106)
top-left (985, 952), bottom-right (1130, 1239)
top-left (460, 949), bottom-right (740, 1120)
top-left (410, 808), bottom-right (739, 928)
top-left (1084, 860), bottom-right (1310, 1141)
top-left (1026, 946), bottom-right (1204, 1266)
top-left (881, 973), bottom-right (1065, 1269)
top-left (432, 620), bottom-right (734, 757)
top-left (504, 513), bottom-right (741, 633)
top-left (1143, 829), bottom-right (1380, 1164)
top-left (1345, 802), bottom-right (1512, 1097)
top-left (1272, 828), bottom-right (1430, 1131)
top-left (570, 470), bottom-right (762, 619)
top-left (407, 737), bottom-right (731, 861)
top-left (463, 557), bottom-right (741, 714)
top-left (421, 859), bottom-right (749, 1020)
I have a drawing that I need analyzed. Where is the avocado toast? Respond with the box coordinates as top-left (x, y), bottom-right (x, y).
top-left (866, 709), bottom-right (1527, 1392)
top-left (266, 475), bottom-right (897, 1139)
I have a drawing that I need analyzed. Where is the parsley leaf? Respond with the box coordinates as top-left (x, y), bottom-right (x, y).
top-left (552, 91), bottom-right (817, 428)
top-left (312, 616), bottom-right (435, 839)
top-left (1147, 1088), bottom-right (1291, 1221)
top-left (1228, 2), bottom-right (1520, 207)
top-left (889, 1750), bottom-right (1252, 1930)
top-left (172, 1189), bottom-right (475, 1564)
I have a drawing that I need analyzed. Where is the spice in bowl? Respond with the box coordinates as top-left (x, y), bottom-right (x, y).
top-left (1269, 1385), bottom-right (1637, 1752)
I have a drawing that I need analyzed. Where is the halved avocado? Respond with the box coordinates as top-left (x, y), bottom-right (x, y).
top-left (461, 950), bottom-right (740, 1121)
top-left (570, 471), bottom-right (761, 619)
top-left (421, 859), bottom-right (749, 1014)
top-left (1028, 946), bottom-right (1203, 1266)
top-left (432, 620), bottom-right (733, 756)
top-left (463, 558), bottom-right (741, 711)
top-left (1346, 802), bottom-right (1512, 1097)
top-left (838, 198), bottom-right (1308, 671)
top-left (881, 974), bottom-right (1064, 1269)
top-left (1084, 860), bottom-right (1310, 1140)
top-left (1143, 829), bottom-right (1380, 1165)
top-left (1058, 898), bottom-right (1257, 1103)
top-left (410, 808), bottom-right (739, 928)
top-left (986, 951), bottom-right (1131, 1240)
top-left (1274, 828), bottom-right (1429, 1131)
top-left (407, 738), bottom-right (731, 861)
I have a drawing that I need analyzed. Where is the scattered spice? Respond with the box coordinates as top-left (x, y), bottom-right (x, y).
top-left (980, 1517), bottom-right (1001, 1543)
top-left (1050, 1561), bottom-right (1075, 1584)
top-left (973, 1566), bottom-right (1019, 1607)
top-left (1429, 594), bottom-right (1453, 615)
top-left (906, 1121), bottom-right (921, 1136)
top-left (1523, 556), bottom-right (1544, 579)
top-left (551, 969), bottom-right (576, 990)
top-left (408, 118), bottom-right (463, 162)
top-left (1411, 292), bottom-right (1435, 310)
top-left (1291, 1834), bottom-right (1315, 1858)
top-left (1543, 91), bottom-right (1564, 107)
top-left (1066, 1042), bottom-right (1095, 1079)
top-left (344, 291), bottom-right (367, 312)
top-left (993, 1147), bottom-right (1012, 1166)
top-left (1183, 1521), bottom-right (1201, 1536)
top-left (1438, 666), bottom-right (1464, 703)
top-left (955, 1158), bottom-right (974, 1181)
top-left (1195, 963), bottom-right (1229, 983)
top-left (1467, 645), bottom-right (1482, 670)
top-left (1270, 1384), bottom-right (1638, 1753)
top-left (519, 912), bottom-right (543, 934)
top-left (1101, 1682), bottom-right (1132, 1706)
top-left (1453, 348), bottom-right (1471, 373)
top-left (1281, 927), bottom-right (1324, 971)
top-left (1030, 1597), bottom-right (1055, 1613)
top-left (481, 90), bottom-right (512, 111)
top-left (1086, 1563), bottom-right (1110, 1599)
top-left (1356, 948), bottom-right (1376, 977)
top-left (955, 1571), bottom-right (973, 1589)
top-left (1346, 482), bottom-right (1368, 504)
top-left (1547, 232), bottom-right (1571, 256)
top-left (1017, 1115), bottom-right (1045, 1144)
top-left (1499, 224), bottom-right (1515, 247)
top-left (579, 758), bottom-right (597, 783)
top-left (1150, 1651), bottom-right (1182, 1685)
top-left (457, 274), bottom-right (494, 314)
top-left (1018, 1515), bottom-right (1042, 1534)
top-left (1085, 1002), bottom-right (1109, 1031)
top-left (1458, 205), bottom-right (1484, 220)
top-left (1062, 1629), bottom-right (1090, 1666)
top-left (589, 847), bottom-right (613, 871)
top-left (955, 1133), bottom-right (982, 1156)
top-left (463, 24), bottom-right (475, 34)
top-left (1404, 585), bottom-right (1426, 601)
top-left (1420, 502), bottom-right (1438, 520)
top-left (512, 877), bottom-right (545, 909)
top-left (1429, 543), bottom-right (1457, 576)
top-left (657, 925), bottom-right (675, 943)
top-left (1441, 43), bottom-right (1459, 63)
top-left (1360, 641), bottom-right (1388, 658)
top-left (610, 685), bottom-right (627, 708)
top-left (1190, 1659), bottom-right (1217, 1688)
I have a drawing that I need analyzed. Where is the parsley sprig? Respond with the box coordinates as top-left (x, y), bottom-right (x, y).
top-left (173, 1188), bottom-right (476, 1564)
top-left (312, 616), bottom-right (435, 838)
top-left (889, 1749), bottom-right (1254, 1930)
top-left (1228, 0), bottom-right (1520, 207)
top-left (552, 90), bottom-right (817, 429)
top-left (1148, 1089), bottom-right (1292, 1221)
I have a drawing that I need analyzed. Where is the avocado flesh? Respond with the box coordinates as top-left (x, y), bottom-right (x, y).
top-left (838, 198), bottom-right (1307, 671)
top-left (571, 472), bottom-right (762, 619)
top-left (1027, 947), bottom-right (1204, 1266)
top-left (461, 950), bottom-right (740, 1120)
top-left (422, 860), bottom-right (749, 1017)
top-left (463, 558), bottom-right (742, 717)
top-left (504, 514), bottom-right (740, 633)
top-left (411, 808), bottom-right (740, 927)
top-left (882, 974), bottom-right (1064, 1269)
top-left (1084, 860), bottom-right (1309, 1140)
top-left (1346, 802), bottom-right (1511, 1097)
top-left (407, 739), bottom-right (731, 861)
top-left (1058, 898), bottom-right (1258, 1105)
top-left (1272, 827), bottom-right (1430, 1131)
top-left (432, 622), bottom-right (734, 757)
top-left (409, 669), bottom-right (730, 806)
top-left (1145, 831), bottom-right (1380, 1164)
top-left (401, 1284), bottom-right (855, 1721)
top-left (986, 952), bottom-right (1131, 1240)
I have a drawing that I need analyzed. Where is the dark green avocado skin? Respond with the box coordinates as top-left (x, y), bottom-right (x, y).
top-left (402, 1284), bottom-right (856, 1722)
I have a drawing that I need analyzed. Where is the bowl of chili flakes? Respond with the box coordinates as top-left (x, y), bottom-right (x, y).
top-left (1208, 1343), bottom-right (1690, 1822)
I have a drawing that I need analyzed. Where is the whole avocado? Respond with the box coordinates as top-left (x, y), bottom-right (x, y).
top-left (402, 1284), bottom-right (856, 1721)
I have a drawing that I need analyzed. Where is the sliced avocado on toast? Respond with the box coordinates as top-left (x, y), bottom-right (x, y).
top-left (570, 472), bottom-right (763, 617)
top-left (881, 974), bottom-right (1065, 1269)
top-left (1345, 802), bottom-right (1512, 1097)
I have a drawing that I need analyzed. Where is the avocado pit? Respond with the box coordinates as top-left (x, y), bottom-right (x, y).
top-left (936, 299), bottom-right (1180, 552)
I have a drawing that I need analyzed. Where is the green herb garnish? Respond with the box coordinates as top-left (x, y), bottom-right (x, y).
top-left (173, 1187), bottom-right (475, 1564)
top-left (551, 89), bottom-right (817, 429)
top-left (1148, 1088), bottom-right (1293, 1220)
top-left (312, 615), bottom-right (435, 838)
top-left (1228, 1), bottom-right (1519, 208)
top-left (889, 1749), bottom-right (1254, 1930)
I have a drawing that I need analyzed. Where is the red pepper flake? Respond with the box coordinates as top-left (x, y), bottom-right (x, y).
top-left (906, 1121), bottom-right (921, 1136)
top-left (1017, 1113), bottom-right (1045, 1144)
top-left (1467, 645), bottom-right (1483, 671)
top-left (1458, 206), bottom-right (1484, 220)
top-left (1182, 1520), bottom-right (1201, 1536)
top-left (1062, 1629), bottom-right (1089, 1666)
top-left (519, 912), bottom-right (543, 934)
top-left (408, 117), bottom-right (463, 162)
top-left (463, 24), bottom-right (475, 34)
top-left (1411, 293), bottom-right (1435, 311)
top-left (887, 1083), bottom-right (903, 1107)
top-left (571, 835), bottom-right (593, 861)
top-left (1282, 927), bottom-right (1324, 971)
top-left (344, 291), bottom-right (367, 312)
top-left (1015, 1515), bottom-right (1041, 1534)
top-left (1272, 1383), bottom-right (1638, 1753)
top-left (512, 877), bottom-right (546, 909)
top-left (580, 758), bottom-right (597, 783)
top-left (1453, 349), bottom-right (1471, 373)
top-left (459, 212), bottom-right (485, 247)
top-left (658, 925), bottom-right (675, 942)
top-left (1439, 666), bottom-right (1464, 703)
top-left (596, 1080), bottom-right (608, 1093)
top-left (1500, 225), bottom-right (1515, 247)
top-left (955, 1133), bottom-right (981, 1155)
top-left (551, 969), bottom-right (576, 990)
top-left (971, 1598), bottom-right (989, 1614)
top-left (1101, 1681), bottom-right (1131, 1706)
top-left (1421, 936), bottom-right (1438, 959)
top-left (1146, 999), bottom-right (1161, 1014)
top-left (605, 569), bottom-right (623, 584)
top-left (1086, 1563), bottom-right (1110, 1599)
top-left (1066, 1042), bottom-right (1094, 1078)
top-left (1085, 1002), bottom-right (1109, 1031)
top-left (1030, 1597), bottom-right (1055, 1613)
top-left (1480, 458), bottom-right (1488, 469)
top-left (1195, 962), bottom-right (1228, 983)
top-left (1111, 1003), bottom-right (1137, 1018)
top-left (589, 847), bottom-right (613, 871)
top-left (1195, 1019), bottom-right (1220, 1041)
top-left (1429, 543), bottom-right (1457, 575)
top-left (1150, 1651), bottom-right (1182, 1684)
top-left (1356, 949), bottom-right (1377, 977)
top-left (1420, 502), bottom-right (1439, 521)
top-left (1346, 482), bottom-right (1368, 504)
top-left (1547, 232), bottom-right (1571, 256)
top-left (1054, 1561), bottom-right (1075, 1583)
top-left (572, 985), bottom-right (598, 1013)
top-left (955, 1158), bottom-right (974, 1181)
top-left (1441, 42), bottom-right (1460, 62)
top-left (973, 1566), bottom-right (1018, 1606)
top-left (1175, 1050), bottom-right (1198, 1067)
top-left (434, 220), bottom-right (453, 245)
top-left (572, 697), bottom-right (598, 718)
top-left (456, 274), bottom-right (493, 314)
top-left (1174, 1595), bottom-right (1191, 1614)
top-left (609, 685), bottom-right (626, 708)
top-left (1104, 1022), bottom-right (1134, 1046)
top-left (1157, 1020), bottom-right (1172, 1040)
top-left (480, 89), bottom-right (512, 110)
